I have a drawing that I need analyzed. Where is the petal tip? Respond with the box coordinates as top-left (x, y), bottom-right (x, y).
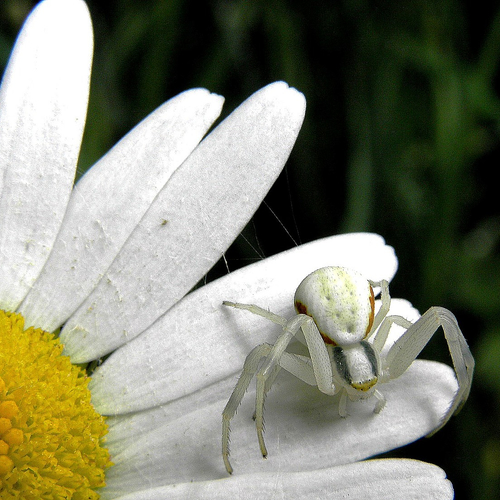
top-left (29, 0), bottom-right (92, 29)
top-left (266, 81), bottom-right (306, 110)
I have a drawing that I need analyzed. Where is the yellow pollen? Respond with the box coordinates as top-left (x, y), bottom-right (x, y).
top-left (0, 440), bottom-right (9, 454)
top-left (0, 401), bottom-right (19, 419)
top-left (0, 310), bottom-right (112, 498)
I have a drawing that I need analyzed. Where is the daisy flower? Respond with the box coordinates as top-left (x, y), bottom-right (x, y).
top-left (0, 0), bottom-right (462, 498)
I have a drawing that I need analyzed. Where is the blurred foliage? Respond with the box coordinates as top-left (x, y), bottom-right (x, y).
top-left (1, 0), bottom-right (500, 498)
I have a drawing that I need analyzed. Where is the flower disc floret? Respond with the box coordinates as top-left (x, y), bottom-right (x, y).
top-left (0, 310), bottom-right (112, 499)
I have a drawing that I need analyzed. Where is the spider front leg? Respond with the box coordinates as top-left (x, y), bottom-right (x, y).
top-left (221, 303), bottom-right (312, 474)
top-left (222, 342), bottom-right (273, 474)
top-left (253, 315), bottom-right (325, 459)
top-left (385, 306), bottom-right (474, 434)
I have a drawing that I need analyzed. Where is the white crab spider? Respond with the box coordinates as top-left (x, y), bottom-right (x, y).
top-left (221, 266), bottom-right (474, 474)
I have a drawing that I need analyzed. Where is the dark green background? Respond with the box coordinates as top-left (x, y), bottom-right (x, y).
top-left (2, 1), bottom-right (499, 498)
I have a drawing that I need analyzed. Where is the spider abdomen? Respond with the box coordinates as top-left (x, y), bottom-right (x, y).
top-left (294, 266), bottom-right (375, 346)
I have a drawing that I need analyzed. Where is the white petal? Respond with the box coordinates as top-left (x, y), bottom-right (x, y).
top-left (100, 361), bottom-right (456, 494)
top-left (61, 82), bottom-right (306, 362)
top-left (19, 89), bottom-right (224, 331)
top-left (90, 233), bottom-right (397, 411)
top-left (0, 0), bottom-right (92, 310)
top-left (104, 459), bottom-right (452, 500)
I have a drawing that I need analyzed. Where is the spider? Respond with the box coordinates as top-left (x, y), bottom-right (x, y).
top-left (221, 266), bottom-right (474, 474)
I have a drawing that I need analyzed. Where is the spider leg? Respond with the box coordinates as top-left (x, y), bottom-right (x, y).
top-left (299, 318), bottom-right (337, 395)
top-left (372, 314), bottom-right (412, 356)
top-left (223, 302), bottom-right (334, 392)
top-left (221, 312), bottom-right (319, 473)
top-left (251, 352), bottom-right (318, 420)
top-left (254, 315), bottom-right (310, 459)
top-left (221, 300), bottom-right (292, 472)
top-left (222, 343), bottom-right (272, 474)
top-left (278, 352), bottom-right (317, 386)
top-left (223, 301), bottom-right (288, 327)
top-left (373, 389), bottom-right (386, 413)
top-left (385, 306), bottom-right (474, 434)
top-left (368, 279), bottom-right (391, 334)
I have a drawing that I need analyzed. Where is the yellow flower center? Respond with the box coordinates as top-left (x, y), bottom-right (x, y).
top-left (0, 310), bottom-right (112, 499)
